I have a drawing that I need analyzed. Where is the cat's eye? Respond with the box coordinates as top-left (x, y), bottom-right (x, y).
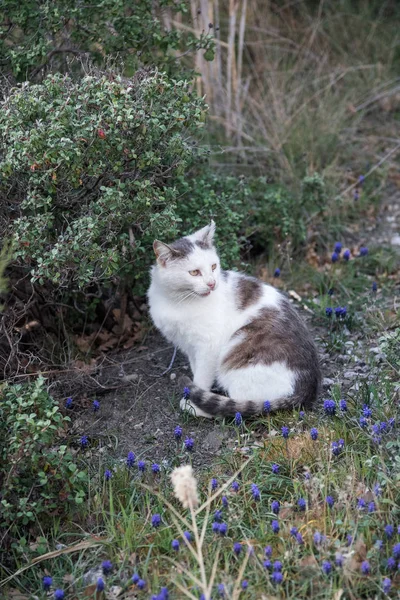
top-left (189, 269), bottom-right (201, 276)
top-left (212, 264), bottom-right (217, 271)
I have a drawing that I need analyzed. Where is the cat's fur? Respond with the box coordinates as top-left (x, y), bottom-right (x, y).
top-left (147, 221), bottom-right (321, 418)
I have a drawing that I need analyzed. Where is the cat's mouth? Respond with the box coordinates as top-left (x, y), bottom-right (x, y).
top-left (197, 290), bottom-right (211, 297)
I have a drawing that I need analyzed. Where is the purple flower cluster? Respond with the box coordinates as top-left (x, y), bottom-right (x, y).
top-left (323, 399), bottom-right (336, 416)
top-left (331, 439), bottom-right (345, 456)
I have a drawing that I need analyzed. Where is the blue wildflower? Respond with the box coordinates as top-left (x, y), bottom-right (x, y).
top-left (361, 560), bottom-right (370, 575)
top-left (335, 554), bottom-right (343, 567)
top-left (137, 579), bottom-right (146, 590)
top-left (234, 412), bottom-right (243, 426)
top-left (310, 427), bottom-right (318, 440)
top-left (273, 561), bottom-right (283, 572)
top-left (212, 522), bottom-right (220, 534)
top-left (211, 478), bottom-right (218, 491)
top-left (362, 404), bottom-right (372, 418)
top-left (387, 557), bottom-right (396, 571)
top-left (271, 520), bottom-right (280, 534)
top-left (296, 532), bottom-right (304, 545)
top-left (214, 510), bottom-right (223, 523)
top-left (297, 498), bottom-right (306, 511)
top-left (392, 543), bottom-right (400, 559)
top-left (138, 460), bottom-right (146, 472)
top-left (325, 307), bottom-right (333, 317)
top-left (263, 400), bottom-right (271, 413)
top-left (233, 542), bottom-right (242, 555)
top-left (375, 540), bottom-right (383, 550)
top-left (96, 578), bottom-right (105, 592)
top-left (104, 469), bottom-right (112, 481)
top-left (80, 435), bottom-right (89, 448)
top-left (183, 386), bottom-right (190, 399)
top-left (331, 252), bottom-right (339, 263)
top-left (385, 525), bottom-right (394, 539)
top-left (383, 578), bottom-right (391, 594)
top-left (132, 574), bottom-right (139, 584)
top-left (54, 591), bottom-right (65, 600)
top-left (339, 399), bottom-right (347, 411)
top-left (152, 463), bottom-right (160, 474)
top-left (343, 249), bottom-right (351, 261)
top-left (172, 539), bottom-right (180, 551)
top-left (290, 527), bottom-right (298, 536)
top-left (271, 463), bottom-right (280, 474)
top-left (265, 545), bottom-right (272, 557)
top-left (93, 400), bottom-right (100, 412)
top-left (183, 531), bottom-right (191, 542)
top-left (372, 281), bottom-right (377, 292)
top-left (151, 514), bottom-right (161, 528)
top-left (324, 399), bottom-right (336, 415)
top-left (368, 502), bottom-right (376, 513)
top-left (231, 481), bottom-right (240, 492)
top-left (334, 242), bottom-right (342, 254)
top-left (184, 437), bottom-right (194, 451)
top-left (274, 268), bottom-right (281, 278)
top-left (102, 560), bottom-right (113, 575)
top-left (174, 426), bottom-right (182, 440)
top-left (326, 495), bottom-right (334, 508)
top-left (299, 410), bottom-right (305, 420)
top-left (331, 440), bottom-right (343, 456)
top-left (43, 576), bottom-right (52, 590)
top-left (218, 583), bottom-right (225, 597)
top-left (359, 247), bottom-right (368, 257)
top-left (241, 580), bottom-right (248, 590)
top-left (357, 498), bottom-right (366, 509)
top-left (313, 531), bottom-right (323, 545)
top-left (322, 561), bottom-right (332, 575)
top-left (359, 416), bottom-right (368, 428)
top-left (65, 397), bottom-right (73, 408)
top-left (281, 426), bottom-right (289, 439)
top-left (346, 534), bottom-right (353, 546)
top-left (126, 451), bottom-right (135, 467)
top-left (222, 495), bottom-right (228, 507)
top-left (271, 500), bottom-right (280, 515)
top-left (251, 484), bottom-right (260, 501)
top-left (358, 175), bottom-right (365, 185)
top-left (219, 522), bottom-right (228, 536)
top-left (271, 571), bottom-right (283, 585)
top-left (263, 559), bottom-right (272, 570)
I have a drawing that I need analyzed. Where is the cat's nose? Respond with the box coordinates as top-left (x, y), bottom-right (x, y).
top-left (207, 281), bottom-right (215, 290)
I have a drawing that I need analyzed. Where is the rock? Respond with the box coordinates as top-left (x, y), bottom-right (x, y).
top-left (322, 378), bottom-right (335, 387)
top-left (83, 567), bottom-right (103, 585)
top-left (343, 371), bottom-right (358, 379)
top-left (123, 372), bottom-right (139, 382)
top-left (390, 234), bottom-right (400, 246)
top-left (203, 430), bottom-right (226, 452)
top-left (170, 372), bottom-right (176, 380)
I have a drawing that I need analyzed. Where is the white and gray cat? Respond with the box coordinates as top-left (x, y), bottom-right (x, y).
top-left (147, 221), bottom-right (321, 418)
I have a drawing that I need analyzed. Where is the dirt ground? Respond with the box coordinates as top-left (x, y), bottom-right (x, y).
top-left (61, 187), bottom-right (400, 470)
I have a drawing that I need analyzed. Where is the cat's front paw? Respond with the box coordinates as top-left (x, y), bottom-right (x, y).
top-left (179, 396), bottom-right (213, 419)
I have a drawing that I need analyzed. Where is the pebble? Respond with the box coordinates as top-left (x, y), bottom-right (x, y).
top-left (170, 372), bottom-right (176, 380)
top-left (322, 378), bottom-right (335, 387)
top-left (390, 234), bottom-right (400, 246)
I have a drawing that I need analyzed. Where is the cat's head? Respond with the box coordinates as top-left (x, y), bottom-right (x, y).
top-left (152, 221), bottom-right (220, 299)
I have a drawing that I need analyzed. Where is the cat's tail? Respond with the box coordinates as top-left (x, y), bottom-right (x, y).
top-left (178, 376), bottom-right (293, 418)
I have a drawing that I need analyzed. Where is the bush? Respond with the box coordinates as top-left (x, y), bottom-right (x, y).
top-left (176, 171), bottom-right (326, 266)
top-left (0, 0), bottom-right (214, 82)
top-left (0, 71), bottom-right (207, 293)
top-left (0, 377), bottom-right (87, 531)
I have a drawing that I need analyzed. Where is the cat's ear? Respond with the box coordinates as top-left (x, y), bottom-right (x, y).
top-left (193, 220), bottom-right (216, 248)
top-left (153, 240), bottom-right (178, 266)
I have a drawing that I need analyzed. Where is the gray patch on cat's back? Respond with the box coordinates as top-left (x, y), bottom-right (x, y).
top-left (236, 275), bottom-right (263, 310)
top-left (222, 299), bottom-right (321, 409)
top-left (170, 237), bottom-right (194, 257)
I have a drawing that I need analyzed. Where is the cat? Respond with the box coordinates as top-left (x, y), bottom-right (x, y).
top-left (147, 221), bottom-right (321, 418)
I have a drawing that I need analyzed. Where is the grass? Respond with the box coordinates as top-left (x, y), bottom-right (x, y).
top-left (2, 250), bottom-right (399, 598)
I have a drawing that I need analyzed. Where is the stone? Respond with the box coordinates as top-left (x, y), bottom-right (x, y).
top-left (390, 234), bottom-right (400, 246)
